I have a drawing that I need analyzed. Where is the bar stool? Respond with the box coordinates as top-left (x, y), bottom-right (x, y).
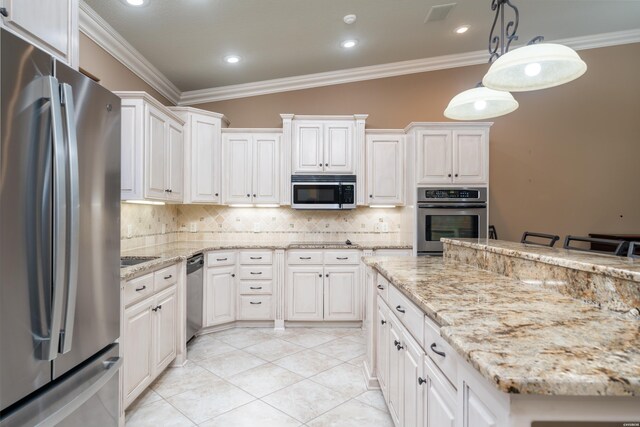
top-left (628, 242), bottom-right (640, 259)
top-left (520, 232), bottom-right (560, 247)
top-left (488, 225), bottom-right (498, 240)
top-left (563, 235), bottom-right (627, 256)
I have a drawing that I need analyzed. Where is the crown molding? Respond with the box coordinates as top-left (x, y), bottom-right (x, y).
top-left (79, 1), bottom-right (181, 104)
top-left (179, 28), bottom-right (640, 106)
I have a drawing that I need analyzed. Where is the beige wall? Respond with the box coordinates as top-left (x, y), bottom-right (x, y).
top-left (78, 33), bottom-right (173, 106)
top-left (194, 43), bottom-right (640, 242)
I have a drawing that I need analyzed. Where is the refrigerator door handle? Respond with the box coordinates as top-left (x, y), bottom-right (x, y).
top-left (59, 83), bottom-right (80, 354)
top-left (41, 76), bottom-right (67, 361)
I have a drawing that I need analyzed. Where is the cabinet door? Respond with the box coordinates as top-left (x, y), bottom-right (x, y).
top-left (286, 266), bottom-right (324, 320)
top-left (387, 319), bottom-right (403, 426)
top-left (166, 121), bottom-right (184, 201)
top-left (123, 298), bottom-right (153, 406)
top-left (120, 100), bottom-right (143, 200)
top-left (190, 114), bottom-right (221, 203)
top-left (324, 122), bottom-right (354, 173)
top-left (1, 0), bottom-right (74, 65)
top-left (204, 266), bottom-right (236, 326)
top-left (324, 266), bottom-right (359, 321)
top-left (423, 357), bottom-right (456, 427)
top-left (222, 134), bottom-right (253, 204)
top-left (292, 122), bottom-right (323, 173)
top-left (376, 300), bottom-right (389, 396)
top-left (366, 134), bottom-right (404, 205)
top-left (153, 286), bottom-right (177, 373)
top-left (452, 130), bottom-right (487, 184)
top-left (417, 130), bottom-right (452, 185)
top-left (464, 384), bottom-right (498, 427)
top-left (145, 105), bottom-right (168, 200)
top-left (402, 329), bottom-right (424, 427)
top-left (253, 134), bottom-right (280, 204)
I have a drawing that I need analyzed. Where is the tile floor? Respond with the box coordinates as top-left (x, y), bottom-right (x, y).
top-left (125, 327), bottom-right (393, 427)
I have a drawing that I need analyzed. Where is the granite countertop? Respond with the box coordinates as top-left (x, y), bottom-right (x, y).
top-left (363, 256), bottom-right (640, 397)
top-left (442, 238), bottom-right (640, 283)
top-left (121, 240), bottom-right (411, 280)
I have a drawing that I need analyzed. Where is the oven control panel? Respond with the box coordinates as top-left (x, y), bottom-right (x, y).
top-left (424, 189), bottom-right (479, 199)
top-left (418, 187), bottom-right (487, 203)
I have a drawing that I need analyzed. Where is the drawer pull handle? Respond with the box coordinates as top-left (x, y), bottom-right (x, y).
top-left (250, 286), bottom-right (263, 290)
top-left (380, 320), bottom-right (386, 325)
top-left (217, 258), bottom-right (228, 261)
top-left (336, 257), bottom-right (349, 260)
top-left (418, 377), bottom-right (426, 386)
top-left (430, 343), bottom-right (446, 358)
top-left (250, 256), bottom-right (263, 260)
top-left (299, 257), bottom-right (311, 260)
top-left (250, 272), bottom-right (262, 275)
top-left (250, 301), bottom-right (262, 305)
top-left (135, 285), bottom-right (146, 292)
top-left (377, 285), bottom-right (384, 290)
top-left (395, 305), bottom-right (405, 314)
top-left (164, 275), bottom-right (172, 280)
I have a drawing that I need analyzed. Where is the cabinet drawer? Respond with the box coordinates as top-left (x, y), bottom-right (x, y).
top-left (287, 251), bottom-right (323, 264)
top-left (424, 316), bottom-right (457, 387)
top-left (239, 266), bottom-right (273, 280)
top-left (376, 275), bottom-right (389, 302)
top-left (124, 273), bottom-right (154, 307)
top-left (153, 264), bottom-right (178, 292)
top-left (239, 251), bottom-right (273, 265)
top-left (323, 250), bottom-right (359, 265)
top-left (239, 280), bottom-right (273, 294)
top-left (238, 295), bottom-right (273, 320)
top-left (207, 251), bottom-right (236, 267)
top-left (388, 285), bottom-right (424, 347)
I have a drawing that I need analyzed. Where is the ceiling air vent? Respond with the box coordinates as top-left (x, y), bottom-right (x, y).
top-left (424, 3), bottom-right (457, 23)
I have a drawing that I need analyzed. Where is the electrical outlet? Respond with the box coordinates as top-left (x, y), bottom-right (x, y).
top-left (127, 224), bottom-right (133, 238)
top-left (190, 222), bottom-right (197, 233)
top-left (253, 223), bottom-right (260, 233)
top-left (374, 223), bottom-right (382, 233)
top-left (161, 224), bottom-right (166, 234)
top-left (381, 223), bottom-right (389, 233)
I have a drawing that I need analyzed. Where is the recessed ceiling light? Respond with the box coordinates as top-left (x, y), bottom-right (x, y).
top-left (455, 25), bottom-right (470, 34)
top-left (341, 40), bottom-right (358, 49)
top-left (225, 55), bottom-right (241, 64)
top-left (121, 0), bottom-right (148, 6)
top-left (343, 14), bottom-right (357, 25)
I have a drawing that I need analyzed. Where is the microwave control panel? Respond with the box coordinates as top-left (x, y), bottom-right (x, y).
top-left (342, 184), bottom-right (355, 204)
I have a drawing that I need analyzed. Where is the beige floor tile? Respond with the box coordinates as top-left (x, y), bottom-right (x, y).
top-left (342, 333), bottom-right (365, 344)
top-left (226, 363), bottom-right (304, 398)
top-left (354, 390), bottom-right (388, 413)
top-left (306, 399), bottom-right (394, 427)
top-left (198, 400), bottom-right (302, 427)
top-left (262, 380), bottom-right (351, 423)
top-left (198, 349), bottom-right (267, 378)
top-left (187, 335), bottom-right (235, 362)
top-left (313, 327), bottom-right (362, 337)
top-left (273, 349), bottom-right (343, 377)
top-left (165, 381), bottom-right (255, 424)
top-left (126, 387), bottom-right (162, 412)
top-left (346, 354), bottom-right (366, 367)
top-left (313, 338), bottom-right (365, 362)
top-left (150, 361), bottom-right (222, 399)
top-left (281, 331), bottom-right (339, 348)
top-left (310, 363), bottom-right (368, 398)
top-left (125, 399), bottom-right (194, 427)
top-left (213, 328), bottom-right (274, 349)
top-left (243, 338), bottom-right (305, 361)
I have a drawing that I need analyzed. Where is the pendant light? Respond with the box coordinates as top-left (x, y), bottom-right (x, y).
top-left (444, 84), bottom-right (518, 120)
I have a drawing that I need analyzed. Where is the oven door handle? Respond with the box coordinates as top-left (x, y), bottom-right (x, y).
top-left (418, 204), bottom-right (487, 209)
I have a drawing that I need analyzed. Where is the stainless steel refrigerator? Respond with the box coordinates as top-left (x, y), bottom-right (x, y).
top-left (0, 29), bottom-right (121, 426)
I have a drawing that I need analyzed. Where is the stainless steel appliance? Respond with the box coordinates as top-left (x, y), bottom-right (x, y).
top-left (186, 254), bottom-right (205, 342)
top-left (417, 187), bottom-right (487, 255)
top-left (291, 175), bottom-right (356, 209)
top-left (1, 29), bottom-right (121, 426)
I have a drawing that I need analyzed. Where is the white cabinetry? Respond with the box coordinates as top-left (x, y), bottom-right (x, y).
top-left (293, 120), bottom-right (354, 173)
top-left (409, 123), bottom-right (490, 186)
top-left (237, 250), bottom-right (274, 320)
top-left (423, 357), bottom-right (456, 427)
top-left (324, 265), bottom-right (359, 320)
top-left (366, 133), bottom-right (404, 205)
top-left (0, 0), bottom-right (78, 68)
top-left (287, 266), bottom-right (324, 321)
top-left (204, 265), bottom-right (236, 327)
top-left (222, 131), bottom-right (281, 205)
top-left (117, 92), bottom-right (186, 203)
top-left (169, 108), bottom-right (229, 204)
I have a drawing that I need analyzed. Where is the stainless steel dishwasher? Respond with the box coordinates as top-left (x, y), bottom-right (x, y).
top-left (186, 253), bottom-right (204, 343)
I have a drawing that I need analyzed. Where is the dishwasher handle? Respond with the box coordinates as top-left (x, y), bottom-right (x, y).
top-left (187, 254), bottom-right (204, 274)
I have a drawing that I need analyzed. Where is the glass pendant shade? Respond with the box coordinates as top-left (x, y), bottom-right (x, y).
top-left (483, 43), bottom-right (587, 92)
top-left (444, 86), bottom-right (519, 120)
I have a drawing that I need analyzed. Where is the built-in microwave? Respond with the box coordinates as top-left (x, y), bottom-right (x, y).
top-left (291, 175), bottom-right (356, 210)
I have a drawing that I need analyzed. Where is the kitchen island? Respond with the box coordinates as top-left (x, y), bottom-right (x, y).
top-left (363, 239), bottom-right (640, 426)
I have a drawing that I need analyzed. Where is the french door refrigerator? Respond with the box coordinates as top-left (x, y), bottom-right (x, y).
top-left (0, 29), bottom-right (121, 426)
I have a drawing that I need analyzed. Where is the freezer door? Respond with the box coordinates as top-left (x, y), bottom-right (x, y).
top-left (52, 62), bottom-right (121, 378)
top-left (0, 29), bottom-right (57, 412)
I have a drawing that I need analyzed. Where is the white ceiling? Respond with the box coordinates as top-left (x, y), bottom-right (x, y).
top-left (84, 0), bottom-right (640, 92)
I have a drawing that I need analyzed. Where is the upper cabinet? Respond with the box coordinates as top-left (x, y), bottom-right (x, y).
top-left (118, 92), bottom-right (185, 203)
top-left (292, 120), bottom-right (354, 174)
top-left (222, 130), bottom-right (281, 205)
top-left (411, 124), bottom-right (491, 186)
top-left (366, 133), bottom-right (405, 206)
top-left (169, 108), bottom-right (229, 204)
top-left (0, 0), bottom-right (78, 68)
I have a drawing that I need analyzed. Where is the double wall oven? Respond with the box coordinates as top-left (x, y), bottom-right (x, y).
top-left (417, 188), bottom-right (488, 255)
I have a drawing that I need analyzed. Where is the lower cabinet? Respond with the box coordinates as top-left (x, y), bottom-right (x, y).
top-left (287, 266), bottom-right (324, 321)
top-left (324, 266), bottom-right (359, 320)
top-left (423, 357), bottom-right (456, 427)
top-left (376, 299), bottom-right (389, 395)
top-left (204, 265), bottom-right (236, 326)
top-left (153, 286), bottom-right (178, 371)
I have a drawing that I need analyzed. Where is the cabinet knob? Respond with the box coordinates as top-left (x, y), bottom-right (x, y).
top-left (325, 163), bottom-right (328, 167)
top-left (418, 377), bottom-right (426, 386)
top-left (318, 274), bottom-right (322, 277)
top-left (318, 163), bottom-right (322, 166)
top-left (455, 173), bottom-right (459, 177)
top-left (447, 174), bottom-right (452, 178)
top-left (253, 194), bottom-right (257, 197)
top-left (369, 194), bottom-right (373, 198)
top-left (396, 343), bottom-right (404, 351)
top-left (231, 274), bottom-right (236, 277)
top-left (215, 193), bottom-right (219, 197)
top-left (325, 274), bottom-right (329, 277)
top-left (0, 8), bottom-right (8, 17)
top-left (381, 320), bottom-right (386, 325)
top-left (393, 340), bottom-right (400, 347)
top-left (247, 194), bottom-right (250, 197)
